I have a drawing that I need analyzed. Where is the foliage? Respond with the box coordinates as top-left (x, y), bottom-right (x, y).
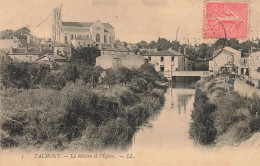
top-left (1, 74), bottom-right (166, 150)
top-left (189, 89), bottom-right (217, 145)
top-left (103, 68), bottom-right (118, 89)
top-left (0, 27), bottom-right (31, 39)
top-left (157, 37), bottom-right (170, 51)
top-left (1, 61), bottom-right (51, 89)
top-left (62, 65), bottom-right (79, 82)
top-left (40, 72), bottom-right (67, 90)
top-left (257, 67), bottom-right (260, 73)
top-left (71, 46), bottom-right (101, 66)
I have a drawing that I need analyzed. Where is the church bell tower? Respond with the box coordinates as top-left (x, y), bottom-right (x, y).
top-left (52, 6), bottom-right (62, 43)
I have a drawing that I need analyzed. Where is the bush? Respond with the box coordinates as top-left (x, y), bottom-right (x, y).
top-left (62, 65), bottom-right (79, 82)
top-left (189, 89), bottom-right (217, 145)
top-left (41, 72), bottom-right (67, 90)
top-left (0, 61), bottom-right (51, 89)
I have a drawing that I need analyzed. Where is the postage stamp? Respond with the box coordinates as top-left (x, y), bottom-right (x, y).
top-left (204, 1), bottom-right (249, 38)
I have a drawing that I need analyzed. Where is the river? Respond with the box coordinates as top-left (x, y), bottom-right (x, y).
top-left (125, 85), bottom-right (260, 166)
top-left (130, 88), bottom-right (195, 150)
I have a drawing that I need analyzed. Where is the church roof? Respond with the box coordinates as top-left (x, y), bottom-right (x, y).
top-left (62, 22), bottom-right (114, 29)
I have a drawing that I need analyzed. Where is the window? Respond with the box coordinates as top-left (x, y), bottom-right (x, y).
top-left (71, 35), bottom-right (73, 40)
top-left (161, 56), bottom-right (164, 62)
top-left (87, 35), bottom-right (89, 38)
top-left (148, 56), bottom-right (151, 62)
top-left (171, 56), bottom-right (174, 62)
top-left (104, 35), bottom-right (106, 43)
top-left (96, 33), bottom-right (100, 42)
top-left (160, 65), bottom-right (165, 72)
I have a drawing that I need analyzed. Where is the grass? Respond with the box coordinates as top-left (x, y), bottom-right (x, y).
top-left (1, 80), bottom-right (166, 151)
top-left (190, 74), bottom-right (260, 146)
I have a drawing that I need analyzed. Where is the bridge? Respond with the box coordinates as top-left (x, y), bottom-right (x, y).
top-left (164, 71), bottom-right (212, 79)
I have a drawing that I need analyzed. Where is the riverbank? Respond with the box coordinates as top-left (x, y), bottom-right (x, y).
top-left (0, 63), bottom-right (167, 151)
top-left (189, 74), bottom-right (260, 146)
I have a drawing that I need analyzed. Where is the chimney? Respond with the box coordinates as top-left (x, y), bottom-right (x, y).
top-left (26, 45), bottom-right (28, 53)
top-left (27, 36), bottom-right (31, 45)
top-left (10, 47), bottom-right (13, 54)
top-left (40, 45), bottom-right (43, 52)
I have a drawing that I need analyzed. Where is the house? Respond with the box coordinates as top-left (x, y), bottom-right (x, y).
top-left (7, 47), bottom-right (40, 62)
top-left (36, 53), bottom-right (67, 67)
top-left (142, 48), bottom-right (188, 78)
top-left (248, 51), bottom-right (260, 79)
top-left (6, 45), bottom-right (52, 63)
top-left (209, 46), bottom-right (248, 75)
top-left (0, 37), bottom-right (20, 49)
top-left (96, 47), bottom-right (145, 69)
top-left (53, 43), bottom-right (70, 57)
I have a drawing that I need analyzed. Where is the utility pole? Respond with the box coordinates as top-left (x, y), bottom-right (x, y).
top-left (175, 26), bottom-right (179, 41)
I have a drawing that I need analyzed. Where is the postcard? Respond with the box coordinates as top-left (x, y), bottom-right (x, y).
top-left (1, 0), bottom-right (260, 166)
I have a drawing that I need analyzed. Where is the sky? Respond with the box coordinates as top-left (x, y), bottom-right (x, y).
top-left (0, 0), bottom-right (260, 44)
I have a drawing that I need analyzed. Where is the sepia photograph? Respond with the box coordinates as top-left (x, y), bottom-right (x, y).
top-left (0, 0), bottom-right (260, 165)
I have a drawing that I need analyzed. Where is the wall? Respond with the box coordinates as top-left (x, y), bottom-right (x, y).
top-left (96, 55), bottom-right (113, 69)
top-left (91, 21), bottom-right (105, 43)
top-left (8, 54), bottom-right (39, 62)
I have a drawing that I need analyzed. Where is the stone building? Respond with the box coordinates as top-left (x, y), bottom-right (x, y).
top-left (209, 47), bottom-right (249, 75)
top-left (142, 48), bottom-right (188, 78)
top-left (52, 7), bottom-right (115, 48)
top-left (96, 47), bottom-right (144, 69)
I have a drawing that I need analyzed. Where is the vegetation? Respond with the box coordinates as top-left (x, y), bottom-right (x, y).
top-left (0, 62), bottom-right (167, 150)
top-left (190, 75), bottom-right (260, 146)
top-left (0, 27), bottom-right (31, 39)
top-left (71, 46), bottom-right (101, 66)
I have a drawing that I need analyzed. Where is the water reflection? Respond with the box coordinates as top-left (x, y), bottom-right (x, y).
top-left (130, 88), bottom-right (196, 150)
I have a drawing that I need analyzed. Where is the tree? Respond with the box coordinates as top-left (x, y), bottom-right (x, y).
top-left (0, 27), bottom-right (31, 39)
top-left (103, 68), bottom-right (118, 89)
top-left (227, 38), bottom-right (240, 50)
top-left (157, 37), bottom-right (170, 51)
top-left (116, 67), bottom-right (133, 86)
top-left (189, 90), bottom-right (217, 145)
top-left (0, 29), bottom-right (14, 39)
top-left (1, 61), bottom-right (30, 89)
top-left (71, 46), bottom-right (101, 66)
top-left (170, 41), bottom-right (180, 51)
top-left (136, 41), bottom-right (148, 49)
top-left (148, 41), bottom-right (157, 49)
top-left (62, 65), bottom-right (79, 82)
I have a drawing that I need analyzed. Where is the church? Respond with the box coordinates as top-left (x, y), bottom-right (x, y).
top-left (52, 6), bottom-right (115, 48)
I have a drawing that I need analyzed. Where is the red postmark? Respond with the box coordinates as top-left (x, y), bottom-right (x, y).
top-left (204, 2), bottom-right (249, 38)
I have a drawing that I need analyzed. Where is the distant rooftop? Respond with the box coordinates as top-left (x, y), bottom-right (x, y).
top-left (143, 50), bottom-right (181, 56)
